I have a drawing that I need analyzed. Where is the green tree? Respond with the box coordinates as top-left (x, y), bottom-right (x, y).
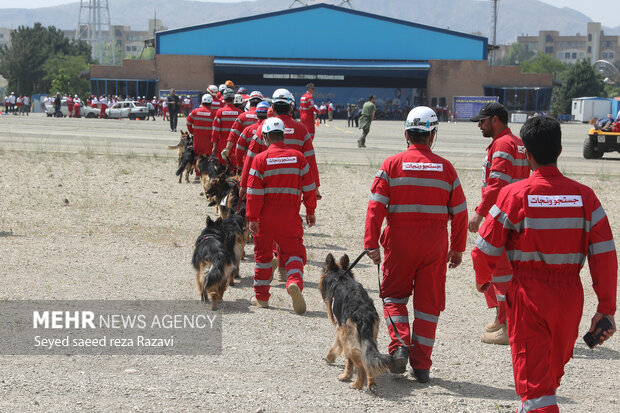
top-left (43, 54), bottom-right (90, 98)
top-left (551, 59), bottom-right (605, 115)
top-left (0, 23), bottom-right (91, 95)
top-left (500, 43), bottom-right (534, 65)
top-left (521, 52), bottom-right (567, 78)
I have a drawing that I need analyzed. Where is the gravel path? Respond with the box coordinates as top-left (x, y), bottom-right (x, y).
top-left (0, 121), bottom-right (619, 412)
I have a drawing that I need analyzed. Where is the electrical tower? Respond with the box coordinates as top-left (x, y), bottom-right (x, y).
top-left (490, 0), bottom-right (499, 66)
top-left (76, 0), bottom-right (113, 64)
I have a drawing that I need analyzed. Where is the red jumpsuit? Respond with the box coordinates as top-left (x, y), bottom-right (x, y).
top-left (246, 142), bottom-right (317, 301)
top-left (240, 114), bottom-right (319, 190)
top-left (236, 121), bottom-right (263, 167)
top-left (472, 166), bottom-right (617, 413)
top-left (186, 104), bottom-right (215, 156)
top-left (476, 128), bottom-right (530, 323)
top-left (66, 97), bottom-right (74, 118)
top-left (300, 92), bottom-right (319, 139)
top-left (73, 101), bottom-right (80, 118)
top-left (227, 107), bottom-right (258, 167)
top-left (212, 103), bottom-right (243, 166)
top-left (364, 144), bottom-right (468, 370)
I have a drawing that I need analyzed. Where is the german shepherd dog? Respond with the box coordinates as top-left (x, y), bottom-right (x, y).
top-left (221, 208), bottom-right (249, 280)
top-left (192, 216), bottom-right (237, 310)
top-left (167, 130), bottom-right (191, 160)
top-left (319, 253), bottom-right (391, 394)
top-left (176, 136), bottom-right (195, 183)
top-left (197, 155), bottom-right (226, 200)
top-left (204, 173), bottom-right (244, 218)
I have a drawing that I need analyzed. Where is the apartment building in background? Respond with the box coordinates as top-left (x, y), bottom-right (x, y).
top-left (517, 22), bottom-right (619, 64)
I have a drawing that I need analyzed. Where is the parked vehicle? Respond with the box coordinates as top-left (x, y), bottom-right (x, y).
top-left (105, 101), bottom-right (148, 120)
top-left (45, 100), bottom-right (100, 118)
top-left (583, 128), bottom-right (620, 159)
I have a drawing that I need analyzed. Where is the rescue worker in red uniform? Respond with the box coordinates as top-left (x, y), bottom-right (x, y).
top-left (186, 93), bottom-right (215, 157)
top-left (468, 102), bottom-right (530, 345)
top-left (221, 90), bottom-right (263, 167)
top-left (472, 116), bottom-right (617, 413)
top-left (246, 117), bottom-right (317, 315)
top-left (300, 83), bottom-right (319, 140)
top-left (66, 95), bottom-right (74, 118)
top-left (73, 95), bottom-right (81, 118)
top-left (211, 88), bottom-right (243, 167)
top-left (235, 101), bottom-right (270, 167)
top-left (364, 106), bottom-right (468, 383)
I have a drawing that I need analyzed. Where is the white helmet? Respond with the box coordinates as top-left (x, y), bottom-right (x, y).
top-left (272, 88), bottom-right (294, 105)
top-left (74, 94), bottom-right (78, 98)
top-left (262, 117), bottom-right (285, 134)
top-left (201, 93), bottom-right (213, 104)
top-left (208, 85), bottom-right (218, 95)
top-left (233, 94), bottom-right (243, 105)
top-left (405, 106), bottom-right (439, 132)
top-left (249, 91), bottom-right (263, 101)
top-left (218, 84), bottom-right (226, 93)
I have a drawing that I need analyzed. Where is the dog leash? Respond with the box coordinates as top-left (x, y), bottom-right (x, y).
top-left (345, 249), bottom-right (408, 348)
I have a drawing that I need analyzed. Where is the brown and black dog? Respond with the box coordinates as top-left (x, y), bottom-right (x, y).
top-left (203, 172), bottom-right (244, 218)
top-left (319, 253), bottom-right (391, 394)
top-left (167, 130), bottom-right (191, 160)
top-left (192, 216), bottom-right (236, 310)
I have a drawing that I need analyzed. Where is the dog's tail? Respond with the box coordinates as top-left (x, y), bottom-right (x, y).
top-left (203, 257), bottom-right (227, 289)
top-left (167, 144), bottom-right (181, 149)
top-left (359, 317), bottom-right (391, 376)
top-left (176, 151), bottom-right (193, 176)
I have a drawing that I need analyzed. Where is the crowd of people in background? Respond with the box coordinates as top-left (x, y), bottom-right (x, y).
top-left (3, 92), bottom-right (30, 116)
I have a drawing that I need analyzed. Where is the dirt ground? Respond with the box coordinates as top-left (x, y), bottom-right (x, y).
top-left (0, 116), bottom-right (619, 412)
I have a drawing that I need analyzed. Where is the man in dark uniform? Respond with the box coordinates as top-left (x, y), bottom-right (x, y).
top-left (166, 89), bottom-right (181, 132)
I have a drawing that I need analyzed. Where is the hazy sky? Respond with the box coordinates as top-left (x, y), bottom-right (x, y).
top-left (2, 0), bottom-right (619, 27)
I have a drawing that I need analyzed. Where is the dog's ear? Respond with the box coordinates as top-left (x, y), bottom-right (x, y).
top-left (324, 253), bottom-right (338, 272)
top-left (206, 215), bottom-right (212, 225)
top-left (339, 254), bottom-right (350, 271)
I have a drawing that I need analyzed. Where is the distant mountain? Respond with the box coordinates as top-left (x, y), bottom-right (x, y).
top-left (0, 0), bottom-right (618, 45)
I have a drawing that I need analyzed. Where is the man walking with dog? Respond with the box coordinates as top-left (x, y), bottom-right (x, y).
top-left (471, 116), bottom-right (617, 412)
top-left (364, 106), bottom-right (468, 383)
top-left (186, 93), bottom-right (216, 158)
top-left (468, 102), bottom-right (530, 345)
top-left (221, 90), bottom-right (263, 168)
top-left (246, 117), bottom-right (317, 315)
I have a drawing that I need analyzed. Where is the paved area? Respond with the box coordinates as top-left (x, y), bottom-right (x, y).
top-left (1, 113), bottom-right (619, 176)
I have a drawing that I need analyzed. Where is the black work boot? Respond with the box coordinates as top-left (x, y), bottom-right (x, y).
top-left (409, 367), bottom-right (430, 383)
top-left (387, 346), bottom-right (409, 374)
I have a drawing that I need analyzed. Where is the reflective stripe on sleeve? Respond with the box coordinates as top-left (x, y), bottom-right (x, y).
top-left (496, 294), bottom-right (506, 302)
top-left (303, 150), bottom-right (315, 157)
top-left (375, 170), bottom-right (390, 183)
top-left (249, 168), bottom-right (264, 180)
top-left (488, 171), bottom-right (512, 183)
top-left (287, 268), bottom-right (303, 279)
top-left (492, 151), bottom-right (529, 167)
top-left (452, 177), bottom-right (462, 191)
top-left (192, 125), bottom-right (212, 130)
top-left (302, 183), bottom-right (317, 192)
top-left (255, 261), bottom-right (272, 269)
top-left (475, 235), bottom-right (504, 256)
top-left (253, 279), bottom-right (271, 286)
top-left (387, 204), bottom-right (448, 214)
top-left (589, 240), bottom-right (616, 256)
top-left (413, 309), bottom-right (439, 323)
top-left (489, 205), bottom-right (521, 231)
top-left (247, 187), bottom-right (265, 195)
top-left (448, 201), bottom-right (467, 215)
top-left (370, 192), bottom-right (389, 205)
top-left (301, 164), bottom-right (310, 175)
top-left (507, 250), bottom-right (586, 265)
top-left (591, 206), bottom-right (607, 227)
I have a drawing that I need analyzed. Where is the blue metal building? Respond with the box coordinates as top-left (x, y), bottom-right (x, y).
top-left (155, 3), bottom-right (488, 112)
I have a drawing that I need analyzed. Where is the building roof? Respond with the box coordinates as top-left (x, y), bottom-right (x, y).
top-left (156, 3), bottom-right (487, 61)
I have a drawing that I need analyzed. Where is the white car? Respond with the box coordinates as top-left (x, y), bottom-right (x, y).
top-left (45, 100), bottom-right (100, 118)
top-left (105, 101), bottom-right (148, 120)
